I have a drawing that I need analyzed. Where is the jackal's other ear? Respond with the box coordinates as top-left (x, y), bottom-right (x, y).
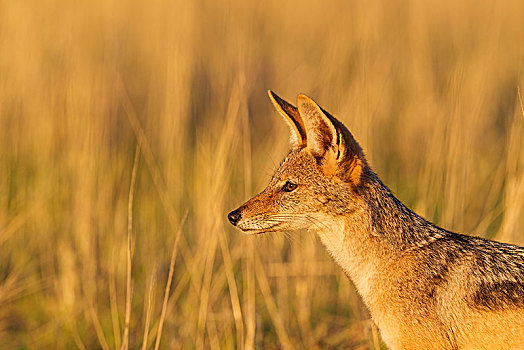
top-left (268, 90), bottom-right (307, 148)
top-left (297, 94), bottom-right (367, 185)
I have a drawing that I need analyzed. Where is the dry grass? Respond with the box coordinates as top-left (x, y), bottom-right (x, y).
top-left (0, 0), bottom-right (523, 348)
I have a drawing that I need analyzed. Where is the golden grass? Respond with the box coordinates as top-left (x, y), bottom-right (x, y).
top-left (0, 0), bottom-right (523, 348)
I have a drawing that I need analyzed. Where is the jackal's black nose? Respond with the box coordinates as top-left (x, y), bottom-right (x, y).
top-left (228, 210), bottom-right (241, 226)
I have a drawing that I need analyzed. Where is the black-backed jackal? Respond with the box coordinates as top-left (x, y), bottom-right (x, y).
top-left (228, 91), bottom-right (524, 349)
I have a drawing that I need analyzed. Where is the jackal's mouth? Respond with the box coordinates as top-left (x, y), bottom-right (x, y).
top-left (237, 221), bottom-right (283, 235)
top-left (239, 228), bottom-right (268, 235)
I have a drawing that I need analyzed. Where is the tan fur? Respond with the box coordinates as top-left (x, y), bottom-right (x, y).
top-left (347, 155), bottom-right (363, 186)
top-left (228, 91), bottom-right (524, 349)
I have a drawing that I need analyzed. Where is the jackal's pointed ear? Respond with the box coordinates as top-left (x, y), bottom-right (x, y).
top-left (297, 94), bottom-right (367, 185)
top-left (268, 90), bottom-right (307, 148)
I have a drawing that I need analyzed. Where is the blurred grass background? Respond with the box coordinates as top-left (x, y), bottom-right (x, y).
top-left (0, 0), bottom-right (523, 348)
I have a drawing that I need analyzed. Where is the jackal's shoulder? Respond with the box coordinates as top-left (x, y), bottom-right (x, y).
top-left (413, 231), bottom-right (524, 310)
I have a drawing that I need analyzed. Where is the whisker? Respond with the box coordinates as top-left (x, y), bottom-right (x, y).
top-left (286, 230), bottom-right (303, 247)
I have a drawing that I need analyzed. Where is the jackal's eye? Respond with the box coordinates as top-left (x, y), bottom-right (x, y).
top-left (282, 181), bottom-right (297, 192)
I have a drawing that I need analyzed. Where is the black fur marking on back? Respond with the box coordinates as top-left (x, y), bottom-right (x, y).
top-left (464, 237), bottom-right (524, 310)
top-left (472, 281), bottom-right (524, 310)
top-left (423, 240), bottom-right (462, 295)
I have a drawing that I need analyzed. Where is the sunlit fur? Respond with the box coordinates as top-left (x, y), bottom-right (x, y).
top-left (231, 92), bottom-right (524, 349)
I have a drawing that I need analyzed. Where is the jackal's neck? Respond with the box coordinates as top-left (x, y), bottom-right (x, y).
top-left (363, 176), bottom-right (447, 249)
top-left (315, 174), bottom-right (447, 302)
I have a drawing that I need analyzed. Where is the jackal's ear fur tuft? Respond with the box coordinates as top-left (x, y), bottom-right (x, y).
top-left (297, 94), bottom-right (367, 185)
top-left (268, 90), bottom-right (307, 148)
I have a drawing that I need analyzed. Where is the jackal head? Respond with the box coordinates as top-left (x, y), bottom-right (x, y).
top-left (228, 91), bottom-right (369, 234)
